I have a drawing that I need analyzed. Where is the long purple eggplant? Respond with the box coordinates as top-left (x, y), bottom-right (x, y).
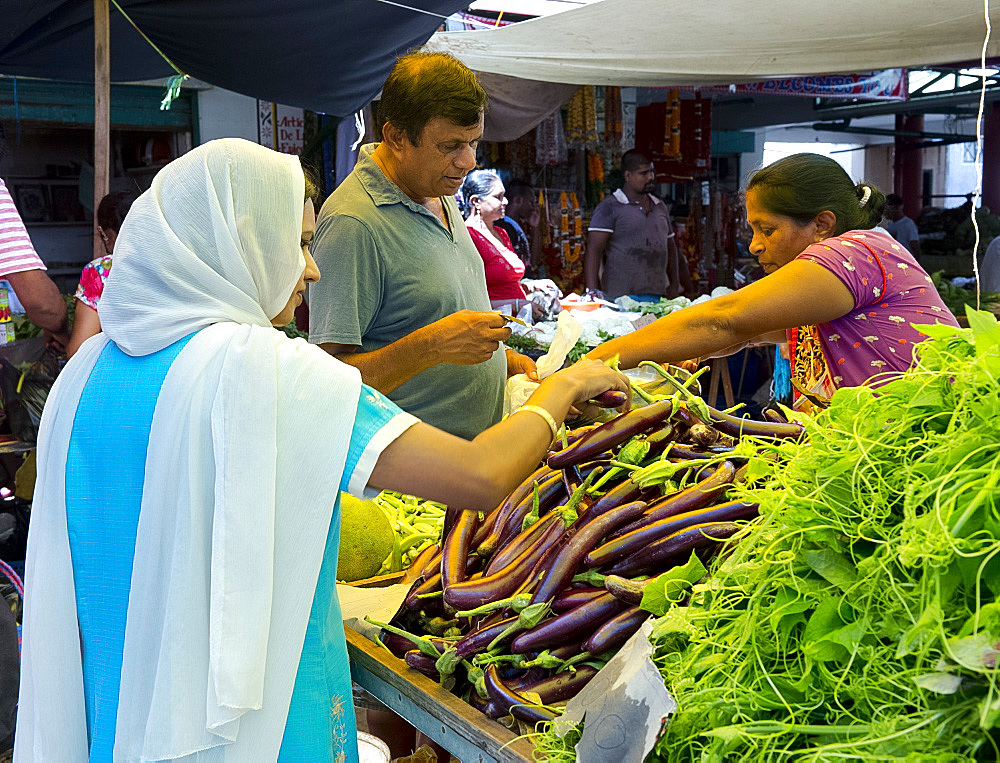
top-left (671, 404), bottom-right (703, 429)
top-left (584, 500), bottom-right (758, 568)
top-left (402, 543), bottom-right (440, 584)
top-left (643, 424), bottom-right (678, 459)
top-left (468, 691), bottom-right (504, 719)
top-left (486, 511), bottom-right (564, 576)
top-left (439, 615), bottom-right (519, 672)
top-left (404, 649), bottom-right (441, 679)
top-left (379, 630), bottom-right (418, 658)
top-left (763, 408), bottom-right (789, 424)
top-left (607, 461), bottom-right (736, 541)
top-left (708, 405), bottom-right (804, 439)
top-left (441, 507), bottom-right (462, 543)
top-left (531, 500), bottom-right (649, 606)
top-left (606, 521), bottom-right (744, 576)
top-left (584, 476), bottom-right (651, 522)
top-left (511, 593), bottom-right (628, 654)
top-left (477, 463), bottom-right (555, 557)
top-left (440, 510), bottom-right (480, 592)
top-left (552, 587), bottom-right (606, 613)
top-left (494, 473), bottom-right (566, 551)
top-left (404, 571), bottom-right (442, 609)
top-left (470, 503), bottom-right (504, 549)
top-left (668, 443), bottom-right (735, 460)
top-left (583, 606), bottom-right (650, 654)
top-left (520, 665), bottom-right (599, 703)
top-left (444, 519), bottom-right (565, 610)
top-left (484, 665), bottom-right (558, 723)
top-left (603, 575), bottom-right (653, 605)
top-left (591, 389), bottom-right (628, 408)
top-left (547, 398), bottom-right (675, 469)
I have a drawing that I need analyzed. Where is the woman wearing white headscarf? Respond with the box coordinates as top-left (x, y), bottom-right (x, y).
top-left (15, 139), bottom-right (628, 762)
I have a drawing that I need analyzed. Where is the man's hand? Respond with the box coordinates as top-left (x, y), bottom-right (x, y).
top-left (505, 348), bottom-right (538, 380)
top-left (426, 310), bottom-right (512, 366)
top-left (528, 206), bottom-right (541, 229)
top-left (5, 269), bottom-right (67, 335)
top-left (45, 328), bottom-right (70, 354)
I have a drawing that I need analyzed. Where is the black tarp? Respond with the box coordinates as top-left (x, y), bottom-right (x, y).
top-left (0, 0), bottom-right (468, 117)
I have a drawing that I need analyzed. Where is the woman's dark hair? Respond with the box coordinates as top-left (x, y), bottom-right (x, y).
top-left (747, 153), bottom-right (886, 234)
top-left (96, 192), bottom-right (137, 233)
top-left (460, 170), bottom-right (501, 218)
top-left (379, 52), bottom-right (488, 146)
top-left (301, 162), bottom-right (321, 205)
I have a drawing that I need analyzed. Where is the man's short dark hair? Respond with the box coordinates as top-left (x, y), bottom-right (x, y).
top-left (621, 149), bottom-right (650, 173)
top-left (379, 52), bottom-right (488, 146)
top-left (505, 179), bottom-right (533, 201)
top-left (885, 194), bottom-right (903, 206)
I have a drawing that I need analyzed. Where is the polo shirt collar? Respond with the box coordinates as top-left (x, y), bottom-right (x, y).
top-left (355, 143), bottom-right (423, 210)
top-left (612, 188), bottom-right (663, 207)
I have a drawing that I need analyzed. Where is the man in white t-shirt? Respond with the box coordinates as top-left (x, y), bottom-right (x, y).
top-left (884, 194), bottom-right (922, 259)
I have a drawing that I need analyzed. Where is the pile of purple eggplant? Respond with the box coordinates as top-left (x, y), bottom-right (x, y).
top-left (371, 392), bottom-right (804, 727)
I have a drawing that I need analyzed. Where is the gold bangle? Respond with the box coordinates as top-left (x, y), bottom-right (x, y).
top-left (517, 404), bottom-right (559, 441)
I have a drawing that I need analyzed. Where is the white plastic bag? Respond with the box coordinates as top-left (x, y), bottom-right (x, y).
top-left (503, 312), bottom-right (582, 415)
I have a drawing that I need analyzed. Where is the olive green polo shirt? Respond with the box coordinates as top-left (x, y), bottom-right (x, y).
top-left (308, 144), bottom-right (506, 439)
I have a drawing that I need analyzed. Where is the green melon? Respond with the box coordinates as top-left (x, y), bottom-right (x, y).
top-left (337, 492), bottom-right (394, 582)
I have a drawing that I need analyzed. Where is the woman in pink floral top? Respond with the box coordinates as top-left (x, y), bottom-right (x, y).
top-left (67, 193), bottom-right (136, 357)
top-left (589, 153), bottom-right (958, 406)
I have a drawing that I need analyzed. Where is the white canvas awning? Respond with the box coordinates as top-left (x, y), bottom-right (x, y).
top-left (425, 0), bottom-right (1000, 86)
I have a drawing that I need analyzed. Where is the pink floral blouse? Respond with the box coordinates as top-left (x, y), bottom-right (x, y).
top-left (74, 255), bottom-right (113, 310)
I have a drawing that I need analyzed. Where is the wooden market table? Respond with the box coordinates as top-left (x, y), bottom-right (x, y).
top-left (345, 627), bottom-right (536, 763)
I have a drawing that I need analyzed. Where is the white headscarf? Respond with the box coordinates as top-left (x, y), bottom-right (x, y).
top-left (17, 139), bottom-right (363, 761)
top-left (99, 137), bottom-right (305, 354)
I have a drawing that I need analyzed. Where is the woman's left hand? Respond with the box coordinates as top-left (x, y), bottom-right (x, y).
top-left (506, 348), bottom-right (538, 380)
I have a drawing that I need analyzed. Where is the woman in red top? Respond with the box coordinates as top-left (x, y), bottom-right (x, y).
top-left (461, 170), bottom-right (527, 301)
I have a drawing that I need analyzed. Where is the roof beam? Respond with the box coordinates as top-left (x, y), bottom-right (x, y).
top-left (814, 87), bottom-right (1000, 119)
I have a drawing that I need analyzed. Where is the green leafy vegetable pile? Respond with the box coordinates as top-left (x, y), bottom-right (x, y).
top-left (536, 309), bottom-right (1000, 761)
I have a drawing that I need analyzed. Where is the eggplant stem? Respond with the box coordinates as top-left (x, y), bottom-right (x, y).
top-left (366, 618), bottom-right (441, 658)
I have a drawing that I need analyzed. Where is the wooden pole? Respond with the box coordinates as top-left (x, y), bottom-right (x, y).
top-left (94, 0), bottom-right (110, 259)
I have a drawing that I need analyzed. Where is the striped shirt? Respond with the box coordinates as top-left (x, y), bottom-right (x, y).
top-left (0, 178), bottom-right (47, 276)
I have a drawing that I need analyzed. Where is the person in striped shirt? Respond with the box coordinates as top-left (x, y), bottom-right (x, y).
top-left (0, 177), bottom-right (68, 350)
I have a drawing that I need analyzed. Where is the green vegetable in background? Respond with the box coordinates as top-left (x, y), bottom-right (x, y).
top-left (374, 491), bottom-right (447, 575)
top-left (931, 270), bottom-right (1000, 318)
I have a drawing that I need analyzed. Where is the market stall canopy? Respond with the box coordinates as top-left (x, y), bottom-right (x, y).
top-left (424, 0), bottom-right (1000, 85)
top-left (0, 0), bottom-right (467, 117)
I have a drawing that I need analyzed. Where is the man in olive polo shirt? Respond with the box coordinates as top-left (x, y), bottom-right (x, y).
top-left (308, 52), bottom-right (536, 439)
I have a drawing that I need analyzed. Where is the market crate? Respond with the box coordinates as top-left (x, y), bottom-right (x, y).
top-left (348, 570), bottom-right (406, 588)
top-left (345, 575), bottom-right (535, 762)
top-left (345, 630), bottom-right (535, 763)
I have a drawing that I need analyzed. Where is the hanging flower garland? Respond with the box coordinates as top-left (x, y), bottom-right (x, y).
top-left (536, 110), bottom-right (568, 165)
top-left (566, 86), bottom-right (599, 149)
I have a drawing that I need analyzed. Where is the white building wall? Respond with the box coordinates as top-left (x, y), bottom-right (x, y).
top-left (196, 88), bottom-right (259, 145)
top-left (945, 142), bottom-right (982, 204)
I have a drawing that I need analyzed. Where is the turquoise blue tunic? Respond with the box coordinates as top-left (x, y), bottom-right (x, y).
top-left (64, 336), bottom-right (408, 762)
